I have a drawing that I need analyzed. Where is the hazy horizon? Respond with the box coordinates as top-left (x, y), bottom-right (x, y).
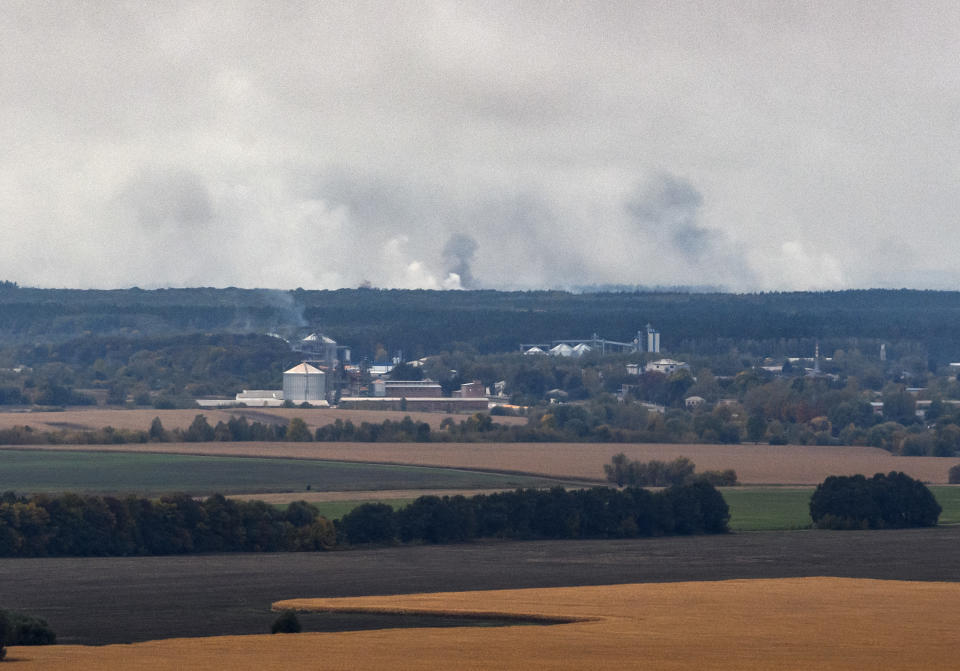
top-left (3, 2), bottom-right (959, 292)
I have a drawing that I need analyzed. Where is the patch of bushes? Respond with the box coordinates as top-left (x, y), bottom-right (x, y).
top-left (337, 503), bottom-right (398, 545)
top-left (271, 610), bottom-right (301, 634)
top-left (0, 609), bottom-right (56, 647)
top-left (604, 454), bottom-right (738, 487)
top-left (809, 472), bottom-right (941, 530)
top-left (949, 464), bottom-right (960, 484)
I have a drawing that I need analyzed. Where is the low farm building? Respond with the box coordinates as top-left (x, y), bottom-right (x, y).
top-left (372, 380), bottom-right (443, 398)
top-left (233, 390), bottom-right (285, 407)
top-left (452, 381), bottom-right (486, 398)
top-left (338, 397), bottom-right (489, 412)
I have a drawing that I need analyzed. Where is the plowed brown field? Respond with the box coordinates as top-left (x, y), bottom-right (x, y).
top-left (11, 578), bottom-right (959, 670)
top-left (0, 407), bottom-right (525, 432)
top-left (7, 440), bottom-right (956, 484)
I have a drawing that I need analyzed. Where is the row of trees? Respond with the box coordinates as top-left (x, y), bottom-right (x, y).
top-left (603, 455), bottom-right (738, 487)
top-left (3, 403), bottom-right (960, 459)
top-left (0, 492), bottom-right (335, 557)
top-left (0, 483), bottom-right (730, 558)
top-left (337, 484), bottom-right (730, 545)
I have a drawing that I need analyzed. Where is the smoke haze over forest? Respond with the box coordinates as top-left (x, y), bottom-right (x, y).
top-left (2, 2), bottom-right (959, 291)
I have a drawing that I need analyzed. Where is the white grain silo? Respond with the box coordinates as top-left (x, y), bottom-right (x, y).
top-left (283, 363), bottom-right (326, 403)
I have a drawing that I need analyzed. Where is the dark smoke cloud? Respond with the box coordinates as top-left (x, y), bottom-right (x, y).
top-left (626, 172), bottom-right (756, 287)
top-left (627, 173), bottom-right (717, 262)
top-left (442, 233), bottom-right (479, 289)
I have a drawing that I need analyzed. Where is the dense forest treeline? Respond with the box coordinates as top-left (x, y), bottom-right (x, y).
top-left (3, 285), bottom-right (960, 360)
top-left (0, 484), bottom-right (729, 557)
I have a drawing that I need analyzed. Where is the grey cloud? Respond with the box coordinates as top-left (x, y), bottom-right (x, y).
top-left (116, 169), bottom-right (213, 230)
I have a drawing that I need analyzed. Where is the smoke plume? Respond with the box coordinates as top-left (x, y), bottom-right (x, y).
top-left (442, 233), bottom-right (479, 289)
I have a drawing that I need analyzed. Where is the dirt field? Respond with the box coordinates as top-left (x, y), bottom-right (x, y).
top-left (0, 407), bottom-right (525, 432)
top-left (228, 488), bottom-right (515, 504)
top-left (11, 577), bottom-right (960, 670)
top-left (10, 440), bottom-right (957, 484)
top-left (3, 526), bottom-right (960, 646)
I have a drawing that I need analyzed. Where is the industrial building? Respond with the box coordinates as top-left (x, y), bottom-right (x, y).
top-left (283, 362), bottom-right (326, 403)
top-left (645, 359), bottom-right (689, 375)
top-left (371, 379), bottom-right (444, 398)
top-left (233, 390), bottom-right (285, 407)
top-left (339, 378), bottom-right (489, 412)
top-left (521, 326), bottom-right (662, 356)
top-left (452, 381), bottom-right (485, 398)
top-left (645, 324), bottom-right (660, 353)
top-left (292, 333), bottom-right (351, 369)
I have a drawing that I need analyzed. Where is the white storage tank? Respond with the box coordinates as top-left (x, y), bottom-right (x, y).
top-left (283, 362), bottom-right (326, 402)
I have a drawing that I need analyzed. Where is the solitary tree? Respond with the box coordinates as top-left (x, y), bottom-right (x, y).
top-left (286, 418), bottom-right (312, 442)
top-left (271, 610), bottom-right (302, 634)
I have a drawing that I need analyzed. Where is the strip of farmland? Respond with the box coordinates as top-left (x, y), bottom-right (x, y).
top-left (3, 441), bottom-right (956, 484)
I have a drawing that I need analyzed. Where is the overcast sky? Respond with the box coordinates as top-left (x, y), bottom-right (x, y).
top-left (2, 1), bottom-right (959, 291)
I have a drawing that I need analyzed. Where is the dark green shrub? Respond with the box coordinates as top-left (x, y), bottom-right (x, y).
top-left (810, 472), bottom-right (941, 529)
top-left (664, 480), bottom-right (731, 534)
top-left (271, 610), bottom-right (301, 634)
top-left (11, 614), bottom-right (56, 645)
top-left (338, 503), bottom-right (397, 544)
top-left (695, 469), bottom-right (739, 487)
top-left (949, 464), bottom-right (960, 484)
top-left (0, 609), bottom-right (56, 646)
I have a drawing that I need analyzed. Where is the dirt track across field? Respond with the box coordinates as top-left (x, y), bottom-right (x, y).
top-left (3, 526), bottom-right (960, 646)
top-left (7, 440), bottom-right (956, 484)
top-left (0, 407), bottom-right (524, 433)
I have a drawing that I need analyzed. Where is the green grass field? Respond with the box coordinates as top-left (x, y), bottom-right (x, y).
top-left (0, 449), bottom-right (575, 497)
top-left (931, 486), bottom-right (960, 525)
top-left (305, 489), bottom-right (820, 528)
top-left (723, 486), bottom-right (960, 531)
top-left (307, 486), bottom-right (960, 530)
top-left (722, 488), bottom-right (815, 531)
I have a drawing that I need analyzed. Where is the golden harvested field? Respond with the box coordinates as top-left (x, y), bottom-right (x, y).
top-left (0, 407), bottom-right (524, 432)
top-left (10, 440), bottom-right (957, 484)
top-left (12, 578), bottom-right (960, 670)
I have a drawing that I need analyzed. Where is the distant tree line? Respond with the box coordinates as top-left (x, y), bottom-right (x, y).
top-left (336, 484), bottom-right (730, 545)
top-left (5, 287), bottom-right (960, 363)
top-left (809, 472), bottom-right (941, 529)
top-left (0, 484), bottom-right (729, 558)
top-left (3, 404), bottom-right (960, 459)
top-left (0, 492), bottom-right (335, 557)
